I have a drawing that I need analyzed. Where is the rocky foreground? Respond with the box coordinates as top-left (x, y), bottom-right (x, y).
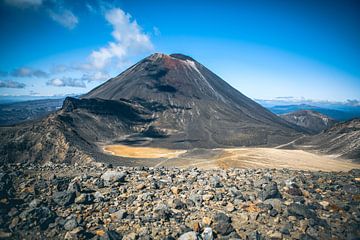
top-left (0, 163), bottom-right (359, 240)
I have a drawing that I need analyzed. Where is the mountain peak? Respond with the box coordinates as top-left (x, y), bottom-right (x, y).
top-left (146, 53), bottom-right (195, 63)
top-left (169, 53), bottom-right (195, 61)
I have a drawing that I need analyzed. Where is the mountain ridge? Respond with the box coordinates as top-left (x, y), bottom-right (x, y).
top-left (280, 110), bottom-right (336, 134)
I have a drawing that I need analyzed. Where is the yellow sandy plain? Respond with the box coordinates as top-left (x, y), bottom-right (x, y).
top-left (103, 145), bottom-right (360, 172)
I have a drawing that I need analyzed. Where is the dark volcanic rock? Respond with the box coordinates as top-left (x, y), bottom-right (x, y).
top-left (287, 203), bottom-right (318, 220)
top-left (258, 182), bottom-right (281, 201)
top-left (213, 212), bottom-right (234, 236)
top-left (19, 207), bottom-right (56, 230)
top-left (53, 191), bottom-right (75, 207)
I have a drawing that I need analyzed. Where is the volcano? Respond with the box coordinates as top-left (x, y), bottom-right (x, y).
top-left (0, 53), bottom-right (304, 164)
top-left (82, 53), bottom-right (302, 148)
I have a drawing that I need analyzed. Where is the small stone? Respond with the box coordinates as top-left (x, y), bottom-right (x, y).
top-left (202, 217), bottom-right (212, 226)
top-left (193, 222), bottom-right (201, 232)
top-left (75, 193), bottom-right (94, 204)
top-left (111, 210), bottom-right (127, 221)
top-left (210, 176), bottom-right (222, 188)
top-left (202, 227), bottom-right (214, 240)
top-left (96, 229), bottom-right (106, 236)
top-left (64, 219), bottom-right (78, 231)
top-left (319, 201), bottom-right (330, 209)
top-left (154, 203), bottom-right (172, 220)
top-left (123, 232), bottom-right (137, 240)
top-left (189, 193), bottom-right (202, 207)
top-left (179, 231), bottom-right (198, 240)
top-left (269, 209), bottom-right (278, 217)
top-left (172, 199), bottom-right (186, 209)
top-left (29, 198), bottom-right (41, 208)
top-left (263, 198), bottom-right (283, 211)
top-left (202, 194), bottom-right (213, 201)
top-left (287, 186), bottom-right (303, 196)
top-left (136, 184), bottom-right (146, 190)
top-left (280, 223), bottom-right (291, 235)
top-left (268, 231), bottom-right (282, 239)
top-left (101, 230), bottom-right (123, 240)
top-left (226, 203), bottom-right (235, 212)
top-left (171, 186), bottom-right (181, 194)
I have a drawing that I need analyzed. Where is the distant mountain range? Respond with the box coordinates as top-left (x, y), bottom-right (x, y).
top-left (0, 98), bottom-right (64, 126)
top-left (267, 104), bottom-right (360, 121)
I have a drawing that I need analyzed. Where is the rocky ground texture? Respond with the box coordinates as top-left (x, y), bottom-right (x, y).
top-left (0, 163), bottom-right (359, 240)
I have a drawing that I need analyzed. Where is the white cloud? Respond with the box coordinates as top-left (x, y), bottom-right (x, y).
top-left (11, 67), bottom-right (49, 78)
top-left (81, 71), bottom-right (110, 82)
top-left (0, 80), bottom-right (26, 88)
top-left (46, 77), bottom-right (86, 88)
top-left (89, 8), bottom-right (153, 70)
top-left (47, 9), bottom-right (78, 29)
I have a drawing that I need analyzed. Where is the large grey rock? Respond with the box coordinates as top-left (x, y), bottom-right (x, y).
top-left (53, 191), bottom-right (75, 207)
top-left (101, 170), bottom-right (127, 184)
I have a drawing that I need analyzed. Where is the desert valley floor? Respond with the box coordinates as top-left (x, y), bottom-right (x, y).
top-left (102, 145), bottom-right (360, 172)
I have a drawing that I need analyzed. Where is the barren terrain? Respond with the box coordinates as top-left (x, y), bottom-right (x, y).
top-left (103, 145), bottom-right (360, 171)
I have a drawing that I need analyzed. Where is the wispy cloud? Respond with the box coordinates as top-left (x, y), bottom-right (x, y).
top-left (45, 71), bottom-right (109, 88)
top-left (46, 77), bottom-right (86, 88)
top-left (11, 67), bottom-right (49, 78)
top-left (4, 0), bottom-right (43, 8)
top-left (81, 72), bottom-right (110, 82)
top-left (0, 80), bottom-right (26, 88)
top-left (47, 8), bottom-right (78, 29)
top-left (275, 96), bottom-right (295, 100)
top-left (88, 8), bottom-right (153, 70)
top-left (4, 0), bottom-right (78, 29)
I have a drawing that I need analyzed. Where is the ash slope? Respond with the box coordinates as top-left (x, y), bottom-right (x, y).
top-left (290, 119), bottom-right (360, 161)
top-left (83, 53), bottom-right (303, 148)
top-left (280, 110), bottom-right (336, 134)
top-left (0, 53), bottom-right (305, 164)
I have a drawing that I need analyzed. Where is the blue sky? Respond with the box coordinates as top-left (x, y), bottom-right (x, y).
top-left (0, 0), bottom-right (359, 103)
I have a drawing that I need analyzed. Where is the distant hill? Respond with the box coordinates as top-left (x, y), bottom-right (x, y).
top-left (268, 104), bottom-right (360, 121)
top-left (0, 98), bottom-right (64, 126)
top-left (279, 110), bottom-right (336, 134)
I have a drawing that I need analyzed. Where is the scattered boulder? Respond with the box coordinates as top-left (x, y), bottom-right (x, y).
top-left (258, 182), bottom-right (281, 201)
top-left (101, 170), bottom-right (127, 184)
top-left (53, 191), bottom-right (76, 207)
